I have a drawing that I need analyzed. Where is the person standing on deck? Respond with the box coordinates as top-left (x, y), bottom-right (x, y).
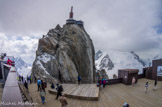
top-left (24, 80), bottom-right (29, 92)
top-left (132, 77), bottom-right (136, 87)
top-left (27, 75), bottom-right (30, 83)
top-left (37, 78), bottom-right (42, 91)
top-left (51, 83), bottom-right (55, 89)
top-left (145, 81), bottom-right (149, 93)
top-left (78, 75), bottom-right (81, 85)
top-left (153, 79), bottom-right (157, 91)
top-left (18, 75), bottom-right (21, 82)
top-left (56, 85), bottom-right (63, 100)
top-left (103, 78), bottom-right (106, 88)
top-left (56, 84), bottom-right (59, 91)
top-left (41, 80), bottom-right (47, 92)
top-left (21, 76), bottom-right (24, 83)
top-left (30, 75), bottom-right (32, 83)
top-left (40, 88), bottom-right (46, 104)
top-left (101, 78), bottom-right (104, 88)
top-left (59, 94), bottom-right (68, 107)
top-left (34, 75), bottom-right (37, 83)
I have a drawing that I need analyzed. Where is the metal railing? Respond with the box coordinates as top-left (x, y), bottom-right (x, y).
top-left (18, 83), bottom-right (33, 103)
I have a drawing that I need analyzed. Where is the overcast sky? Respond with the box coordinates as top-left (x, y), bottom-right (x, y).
top-left (0, 0), bottom-right (162, 58)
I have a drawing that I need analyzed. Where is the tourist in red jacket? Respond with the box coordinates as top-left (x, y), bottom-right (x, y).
top-left (7, 58), bottom-right (12, 65)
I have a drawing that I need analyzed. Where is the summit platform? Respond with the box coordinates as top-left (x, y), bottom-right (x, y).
top-left (49, 84), bottom-right (99, 101)
top-left (29, 78), bottom-right (162, 107)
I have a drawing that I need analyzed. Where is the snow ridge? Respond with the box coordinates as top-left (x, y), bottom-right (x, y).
top-left (95, 50), bottom-right (147, 79)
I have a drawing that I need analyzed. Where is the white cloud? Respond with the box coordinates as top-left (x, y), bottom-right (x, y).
top-left (0, 33), bottom-right (38, 65)
top-left (0, 0), bottom-right (162, 60)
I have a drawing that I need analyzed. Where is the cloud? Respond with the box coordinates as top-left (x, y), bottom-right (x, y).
top-left (0, 0), bottom-right (162, 53)
top-left (0, 33), bottom-right (38, 64)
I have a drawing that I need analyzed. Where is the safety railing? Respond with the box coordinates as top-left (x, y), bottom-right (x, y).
top-left (18, 83), bottom-right (33, 103)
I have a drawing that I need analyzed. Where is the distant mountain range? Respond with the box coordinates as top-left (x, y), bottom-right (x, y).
top-left (95, 50), bottom-right (151, 79)
top-left (14, 57), bottom-right (28, 69)
top-left (9, 50), bottom-right (162, 79)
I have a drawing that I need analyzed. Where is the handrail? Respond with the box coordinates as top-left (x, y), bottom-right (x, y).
top-left (18, 83), bottom-right (33, 103)
top-left (1, 66), bottom-right (32, 107)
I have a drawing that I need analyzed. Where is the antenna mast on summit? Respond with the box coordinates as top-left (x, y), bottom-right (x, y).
top-left (69, 6), bottom-right (73, 19)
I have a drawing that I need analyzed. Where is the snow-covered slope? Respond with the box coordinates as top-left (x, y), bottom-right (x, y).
top-left (14, 57), bottom-right (28, 69)
top-left (14, 57), bottom-right (32, 78)
top-left (95, 50), bottom-right (147, 79)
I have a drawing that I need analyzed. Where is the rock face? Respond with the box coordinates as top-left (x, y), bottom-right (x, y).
top-left (130, 51), bottom-right (146, 66)
top-left (32, 24), bottom-right (95, 83)
top-left (99, 55), bottom-right (114, 70)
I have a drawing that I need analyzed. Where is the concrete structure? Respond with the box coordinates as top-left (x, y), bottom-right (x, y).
top-left (152, 59), bottom-right (162, 81)
top-left (118, 69), bottom-right (139, 85)
top-left (66, 6), bottom-right (84, 26)
top-left (143, 67), bottom-right (152, 79)
top-left (142, 59), bottom-right (162, 81)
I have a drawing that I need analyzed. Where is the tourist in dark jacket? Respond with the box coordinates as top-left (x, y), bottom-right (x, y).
top-left (21, 76), bottom-right (24, 83)
top-left (41, 80), bottom-right (47, 92)
top-left (153, 79), bottom-right (157, 91)
top-left (56, 85), bottom-right (63, 100)
top-left (51, 83), bottom-right (55, 89)
top-left (24, 81), bottom-right (28, 92)
top-left (56, 84), bottom-right (59, 91)
top-left (103, 79), bottom-right (106, 88)
top-left (78, 75), bottom-right (81, 85)
top-left (27, 76), bottom-right (30, 83)
top-left (145, 82), bottom-right (148, 93)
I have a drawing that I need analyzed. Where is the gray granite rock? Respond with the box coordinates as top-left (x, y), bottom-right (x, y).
top-left (32, 24), bottom-right (95, 83)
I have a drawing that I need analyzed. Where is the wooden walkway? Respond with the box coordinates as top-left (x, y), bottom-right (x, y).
top-left (49, 84), bottom-right (99, 101)
top-left (29, 78), bottom-right (162, 107)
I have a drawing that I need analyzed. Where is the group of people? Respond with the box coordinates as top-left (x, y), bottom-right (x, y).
top-left (17, 75), bottom-right (32, 93)
top-left (145, 79), bottom-right (158, 93)
top-left (37, 78), bottom-right (47, 104)
top-left (97, 78), bottom-right (107, 88)
top-left (50, 83), bottom-right (68, 107)
top-left (131, 77), bottom-right (158, 93)
top-left (18, 75), bottom-right (32, 84)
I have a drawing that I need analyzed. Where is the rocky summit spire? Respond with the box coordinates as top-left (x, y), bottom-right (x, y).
top-left (32, 22), bottom-right (95, 83)
top-left (69, 6), bottom-right (73, 19)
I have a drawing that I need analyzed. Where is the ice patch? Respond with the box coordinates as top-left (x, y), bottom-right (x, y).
top-left (37, 53), bottom-right (55, 63)
top-left (36, 60), bottom-right (49, 75)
